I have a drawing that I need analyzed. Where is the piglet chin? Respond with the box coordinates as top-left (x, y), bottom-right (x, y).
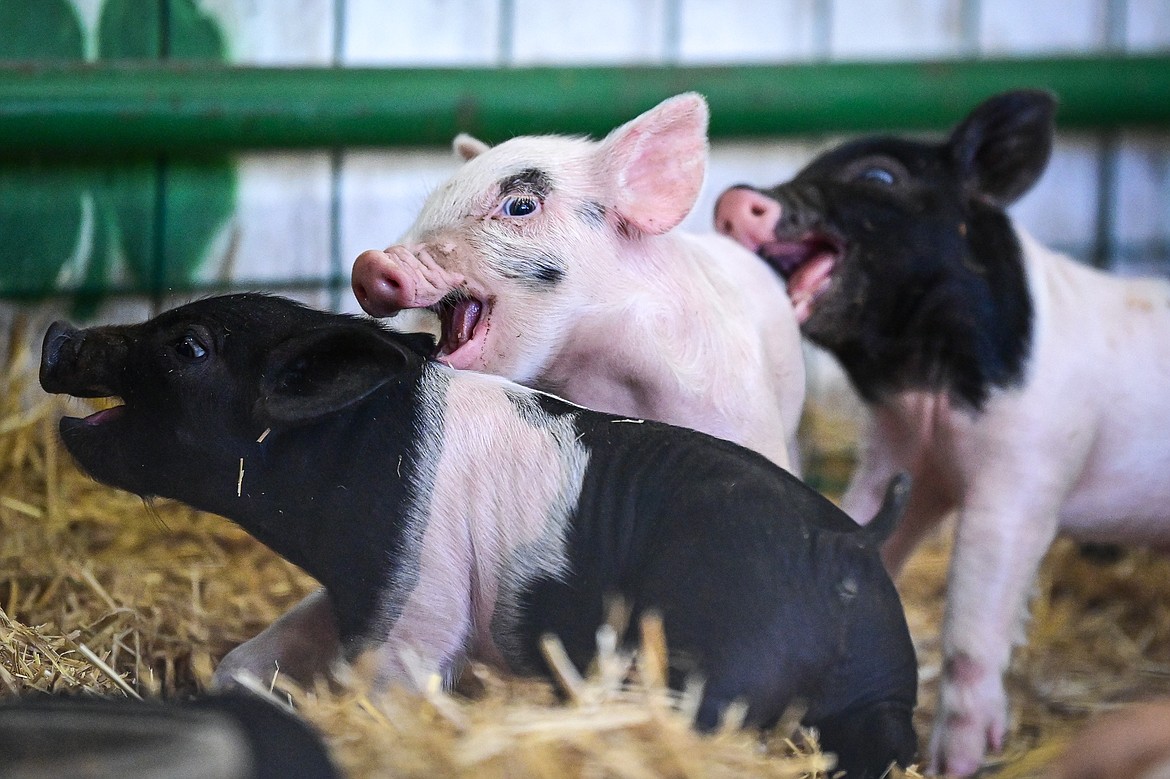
top-left (787, 254), bottom-right (836, 324)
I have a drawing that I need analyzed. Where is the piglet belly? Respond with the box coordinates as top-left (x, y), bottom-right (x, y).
top-left (1059, 448), bottom-right (1170, 545)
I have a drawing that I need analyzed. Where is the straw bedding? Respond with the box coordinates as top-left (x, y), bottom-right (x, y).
top-left (2, 320), bottom-right (1169, 778)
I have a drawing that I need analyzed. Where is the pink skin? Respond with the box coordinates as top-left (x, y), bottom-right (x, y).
top-left (714, 187), bottom-right (781, 252)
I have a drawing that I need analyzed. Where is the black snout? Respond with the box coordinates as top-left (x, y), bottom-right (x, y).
top-left (39, 321), bottom-right (82, 394)
top-left (39, 321), bottom-right (125, 398)
top-left (769, 184), bottom-right (831, 235)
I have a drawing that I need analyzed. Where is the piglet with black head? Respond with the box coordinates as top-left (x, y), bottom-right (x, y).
top-left (41, 293), bottom-right (919, 779)
top-left (715, 90), bottom-right (1170, 776)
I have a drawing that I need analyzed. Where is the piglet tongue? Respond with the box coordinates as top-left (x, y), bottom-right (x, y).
top-left (787, 254), bottom-right (836, 325)
top-left (82, 404), bottom-right (125, 426)
top-left (441, 298), bottom-right (482, 355)
top-left (761, 240), bottom-right (818, 278)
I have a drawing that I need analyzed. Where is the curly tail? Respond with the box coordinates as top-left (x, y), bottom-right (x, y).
top-left (863, 473), bottom-right (911, 544)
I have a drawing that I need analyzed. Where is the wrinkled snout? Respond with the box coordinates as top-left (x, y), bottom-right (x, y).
top-left (351, 246), bottom-right (464, 318)
top-left (713, 186), bottom-right (782, 253)
top-left (39, 321), bottom-right (125, 398)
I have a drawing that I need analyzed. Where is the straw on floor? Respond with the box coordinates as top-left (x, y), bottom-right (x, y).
top-left (3, 317), bottom-right (1169, 778)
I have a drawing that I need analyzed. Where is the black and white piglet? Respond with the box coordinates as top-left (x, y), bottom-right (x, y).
top-left (40, 293), bottom-right (917, 778)
top-left (715, 90), bottom-right (1170, 776)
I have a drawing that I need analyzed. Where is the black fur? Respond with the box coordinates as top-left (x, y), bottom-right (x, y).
top-left (495, 249), bottom-right (567, 285)
top-left (578, 200), bottom-right (608, 226)
top-left (728, 90), bottom-right (1056, 410)
top-left (39, 294), bottom-right (426, 649)
top-left (497, 167), bottom-right (552, 199)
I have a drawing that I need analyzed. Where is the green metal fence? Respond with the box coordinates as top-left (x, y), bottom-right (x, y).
top-left (2, 55), bottom-right (1170, 311)
top-left (3, 55), bottom-right (1170, 155)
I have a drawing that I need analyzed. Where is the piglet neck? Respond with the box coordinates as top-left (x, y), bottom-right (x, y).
top-left (835, 214), bottom-right (1034, 411)
top-left (541, 231), bottom-right (709, 413)
top-left (225, 400), bottom-right (421, 643)
top-left (403, 366), bottom-right (587, 660)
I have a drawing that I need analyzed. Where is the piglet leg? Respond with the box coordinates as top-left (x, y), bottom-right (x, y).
top-left (212, 588), bottom-right (341, 690)
top-left (842, 404), bottom-right (956, 577)
top-left (929, 490), bottom-right (1063, 777)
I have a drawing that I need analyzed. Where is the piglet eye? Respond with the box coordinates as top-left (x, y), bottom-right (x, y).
top-left (174, 332), bottom-right (207, 361)
top-left (857, 167), bottom-right (897, 186)
top-left (499, 196), bottom-right (540, 218)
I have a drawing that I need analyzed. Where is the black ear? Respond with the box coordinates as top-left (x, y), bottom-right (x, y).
top-left (948, 89), bottom-right (1057, 207)
top-left (256, 322), bottom-right (416, 426)
top-left (395, 330), bottom-right (437, 358)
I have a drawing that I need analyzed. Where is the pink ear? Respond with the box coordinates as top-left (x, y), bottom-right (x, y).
top-left (453, 133), bottom-right (490, 161)
top-left (598, 93), bottom-right (709, 236)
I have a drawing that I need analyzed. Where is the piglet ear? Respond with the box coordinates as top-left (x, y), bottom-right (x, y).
top-left (948, 89), bottom-right (1057, 207)
top-left (597, 92), bottom-right (709, 236)
top-left (256, 322), bottom-right (414, 426)
top-left (454, 133), bottom-right (491, 161)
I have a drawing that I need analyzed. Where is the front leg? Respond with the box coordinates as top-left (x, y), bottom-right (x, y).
top-left (928, 489), bottom-right (1064, 777)
top-left (841, 407), bottom-right (956, 577)
top-left (213, 587), bottom-right (341, 690)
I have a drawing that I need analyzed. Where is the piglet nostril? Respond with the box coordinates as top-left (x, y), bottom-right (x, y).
top-left (42, 321), bottom-right (76, 364)
top-left (352, 252), bottom-right (416, 317)
top-left (352, 279), bottom-right (370, 307)
top-left (39, 321), bottom-right (80, 391)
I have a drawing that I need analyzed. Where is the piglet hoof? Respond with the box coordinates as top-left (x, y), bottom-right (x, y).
top-left (211, 647), bottom-right (278, 693)
top-left (928, 657), bottom-right (1008, 777)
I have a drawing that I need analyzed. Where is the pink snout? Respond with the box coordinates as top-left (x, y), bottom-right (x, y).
top-left (713, 187), bottom-right (782, 253)
top-left (351, 248), bottom-right (419, 318)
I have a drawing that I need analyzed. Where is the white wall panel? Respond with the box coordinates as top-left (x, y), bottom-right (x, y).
top-left (1113, 133), bottom-right (1170, 275)
top-left (979, 0), bottom-right (1105, 54)
top-left (194, 1), bottom-right (336, 291)
top-left (1009, 137), bottom-right (1101, 258)
top-left (199, 0), bottom-right (335, 64)
top-left (1126, 0), bottom-right (1170, 50)
top-left (830, 0), bottom-right (965, 59)
top-left (208, 153), bottom-right (334, 283)
top-left (676, 0), bottom-right (822, 63)
top-left (509, 0), bottom-right (669, 64)
top-left (337, 148), bottom-right (462, 315)
top-left (343, 0), bottom-right (500, 64)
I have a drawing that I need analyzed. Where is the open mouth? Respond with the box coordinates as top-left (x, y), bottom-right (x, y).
top-left (758, 232), bottom-right (843, 324)
top-left (62, 398), bottom-right (127, 431)
top-left (430, 290), bottom-right (488, 363)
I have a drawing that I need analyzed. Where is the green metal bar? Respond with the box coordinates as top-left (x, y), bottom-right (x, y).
top-left (1, 55), bottom-right (1169, 157)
